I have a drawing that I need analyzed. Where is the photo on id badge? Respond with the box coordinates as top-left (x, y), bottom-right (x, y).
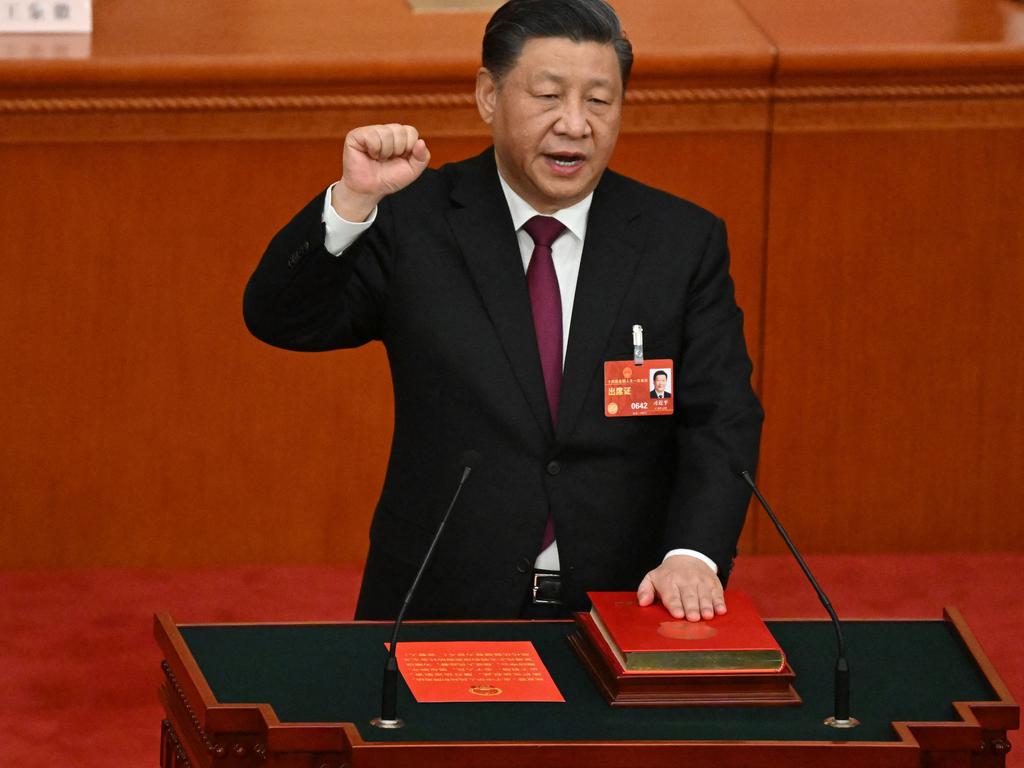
top-left (649, 368), bottom-right (672, 401)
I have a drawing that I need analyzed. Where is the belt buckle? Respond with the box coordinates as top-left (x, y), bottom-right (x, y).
top-left (531, 571), bottom-right (563, 605)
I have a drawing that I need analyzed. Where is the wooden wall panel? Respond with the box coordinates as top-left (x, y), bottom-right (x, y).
top-left (756, 127), bottom-right (1024, 554)
top-left (0, 141), bottom-right (380, 567)
top-left (743, 0), bottom-right (1024, 555)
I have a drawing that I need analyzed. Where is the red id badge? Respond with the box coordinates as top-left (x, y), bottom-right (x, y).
top-left (604, 360), bottom-right (675, 417)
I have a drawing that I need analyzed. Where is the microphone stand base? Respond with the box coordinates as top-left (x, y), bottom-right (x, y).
top-left (824, 716), bottom-right (860, 729)
top-left (370, 717), bottom-right (405, 729)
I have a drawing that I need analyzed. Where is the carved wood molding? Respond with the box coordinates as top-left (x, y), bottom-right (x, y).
top-left (2, 82), bottom-right (1021, 141)
top-left (629, 87), bottom-right (770, 104)
top-left (2, 82), bottom-right (1020, 116)
top-left (0, 91), bottom-right (478, 114)
top-left (775, 82), bottom-right (1024, 101)
top-left (0, 86), bottom-right (776, 115)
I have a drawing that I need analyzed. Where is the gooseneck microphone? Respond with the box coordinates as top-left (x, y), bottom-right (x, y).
top-left (370, 449), bottom-right (481, 730)
top-left (740, 470), bottom-right (859, 729)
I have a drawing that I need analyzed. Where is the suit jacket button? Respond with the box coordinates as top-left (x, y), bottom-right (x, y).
top-left (546, 460), bottom-right (561, 476)
top-left (515, 557), bottom-right (532, 573)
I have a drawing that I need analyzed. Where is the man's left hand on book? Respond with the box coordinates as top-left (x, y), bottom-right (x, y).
top-left (637, 555), bottom-right (727, 622)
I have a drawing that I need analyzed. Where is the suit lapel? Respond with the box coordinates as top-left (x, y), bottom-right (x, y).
top-left (446, 151), bottom-right (555, 441)
top-left (556, 172), bottom-right (644, 441)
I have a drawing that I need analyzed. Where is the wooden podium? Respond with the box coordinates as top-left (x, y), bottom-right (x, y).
top-left (154, 609), bottom-right (1017, 768)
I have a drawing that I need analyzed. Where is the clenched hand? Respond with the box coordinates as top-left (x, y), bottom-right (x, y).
top-left (331, 124), bottom-right (431, 222)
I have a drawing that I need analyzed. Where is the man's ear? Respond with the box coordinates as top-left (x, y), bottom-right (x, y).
top-left (475, 68), bottom-right (497, 125)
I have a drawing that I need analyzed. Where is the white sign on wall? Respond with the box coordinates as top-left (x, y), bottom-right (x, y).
top-left (1, 0), bottom-right (92, 33)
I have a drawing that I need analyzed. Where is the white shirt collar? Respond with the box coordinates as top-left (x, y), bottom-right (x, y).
top-left (497, 171), bottom-right (592, 243)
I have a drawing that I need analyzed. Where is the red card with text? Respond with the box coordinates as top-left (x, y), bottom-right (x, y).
top-left (390, 641), bottom-right (564, 702)
top-left (604, 359), bottom-right (675, 417)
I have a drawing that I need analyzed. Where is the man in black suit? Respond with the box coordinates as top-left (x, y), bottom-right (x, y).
top-left (244, 0), bottom-right (762, 622)
top-left (650, 370), bottom-right (672, 399)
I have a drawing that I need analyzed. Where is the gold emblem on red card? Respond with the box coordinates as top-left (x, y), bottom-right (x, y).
top-left (604, 359), bottom-right (674, 417)
top-left (469, 685), bottom-right (503, 696)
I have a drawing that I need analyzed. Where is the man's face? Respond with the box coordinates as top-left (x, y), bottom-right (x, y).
top-left (476, 37), bottom-right (623, 213)
top-left (653, 374), bottom-right (667, 394)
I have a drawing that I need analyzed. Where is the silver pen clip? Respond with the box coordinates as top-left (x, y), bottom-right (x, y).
top-left (632, 324), bottom-right (644, 366)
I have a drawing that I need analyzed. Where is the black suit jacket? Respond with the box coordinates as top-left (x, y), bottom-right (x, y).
top-left (244, 148), bottom-right (762, 619)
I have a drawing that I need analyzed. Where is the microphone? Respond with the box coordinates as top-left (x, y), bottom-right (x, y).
top-left (740, 470), bottom-right (859, 729)
top-left (370, 449), bottom-right (481, 729)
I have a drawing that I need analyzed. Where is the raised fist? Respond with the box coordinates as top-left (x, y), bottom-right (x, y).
top-left (332, 124), bottom-right (430, 222)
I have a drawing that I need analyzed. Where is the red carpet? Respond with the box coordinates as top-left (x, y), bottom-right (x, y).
top-left (1, 554), bottom-right (1020, 767)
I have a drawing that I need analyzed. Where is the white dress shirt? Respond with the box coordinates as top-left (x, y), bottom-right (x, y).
top-left (321, 180), bottom-right (717, 576)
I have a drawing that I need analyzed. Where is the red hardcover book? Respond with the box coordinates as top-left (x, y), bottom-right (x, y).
top-left (587, 591), bottom-right (785, 673)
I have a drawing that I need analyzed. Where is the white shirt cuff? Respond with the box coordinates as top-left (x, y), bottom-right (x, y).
top-left (663, 548), bottom-right (718, 574)
top-left (322, 183), bottom-right (377, 256)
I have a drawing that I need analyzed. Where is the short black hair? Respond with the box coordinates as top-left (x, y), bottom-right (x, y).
top-left (482, 0), bottom-right (633, 88)
top-left (653, 370), bottom-right (668, 381)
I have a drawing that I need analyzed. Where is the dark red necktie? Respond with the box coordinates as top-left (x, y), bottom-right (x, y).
top-left (523, 215), bottom-right (565, 552)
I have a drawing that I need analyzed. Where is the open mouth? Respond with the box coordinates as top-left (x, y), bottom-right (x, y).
top-left (546, 152), bottom-right (585, 169)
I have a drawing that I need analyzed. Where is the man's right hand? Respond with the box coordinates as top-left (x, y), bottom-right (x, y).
top-left (331, 124), bottom-right (431, 222)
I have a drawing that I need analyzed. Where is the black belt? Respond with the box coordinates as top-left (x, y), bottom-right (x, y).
top-left (531, 569), bottom-right (563, 605)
